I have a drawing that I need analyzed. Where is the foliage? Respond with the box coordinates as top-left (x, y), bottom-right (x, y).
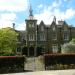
top-left (70, 38), bottom-right (75, 44)
top-left (61, 38), bottom-right (75, 53)
top-left (0, 27), bottom-right (18, 55)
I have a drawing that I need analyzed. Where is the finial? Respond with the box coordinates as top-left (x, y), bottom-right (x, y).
top-left (53, 16), bottom-right (56, 23)
top-left (29, 5), bottom-right (33, 16)
top-left (29, 3), bottom-right (34, 20)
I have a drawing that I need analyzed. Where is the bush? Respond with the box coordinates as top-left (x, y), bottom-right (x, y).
top-left (61, 43), bottom-right (75, 53)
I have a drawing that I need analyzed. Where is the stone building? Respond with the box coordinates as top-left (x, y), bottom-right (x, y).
top-left (23, 6), bottom-right (75, 56)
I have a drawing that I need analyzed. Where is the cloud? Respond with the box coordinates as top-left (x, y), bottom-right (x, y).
top-left (61, 8), bottom-right (75, 20)
top-left (0, 0), bottom-right (28, 12)
top-left (0, 0), bottom-right (28, 30)
top-left (38, 4), bottom-right (43, 9)
top-left (16, 22), bottom-right (26, 30)
top-left (35, 9), bottom-right (53, 24)
top-left (1, 13), bottom-right (16, 21)
top-left (0, 13), bottom-right (16, 28)
top-left (35, 0), bottom-right (75, 24)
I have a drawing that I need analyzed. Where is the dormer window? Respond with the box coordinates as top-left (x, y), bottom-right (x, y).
top-left (64, 33), bottom-right (69, 41)
top-left (40, 34), bottom-right (46, 41)
top-left (53, 26), bottom-right (55, 31)
top-left (52, 44), bottom-right (58, 53)
top-left (41, 26), bottom-right (44, 31)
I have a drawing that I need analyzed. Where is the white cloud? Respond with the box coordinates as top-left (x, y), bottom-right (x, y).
top-left (38, 4), bottom-right (43, 8)
top-left (64, 8), bottom-right (75, 19)
top-left (16, 22), bottom-right (26, 30)
top-left (35, 9), bottom-right (53, 24)
top-left (0, 0), bottom-right (28, 12)
top-left (0, 0), bottom-right (28, 30)
top-left (1, 13), bottom-right (16, 21)
top-left (35, 1), bottom-right (75, 25)
top-left (0, 13), bottom-right (16, 28)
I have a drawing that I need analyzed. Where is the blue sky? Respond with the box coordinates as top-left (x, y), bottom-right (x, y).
top-left (0, 0), bottom-right (75, 30)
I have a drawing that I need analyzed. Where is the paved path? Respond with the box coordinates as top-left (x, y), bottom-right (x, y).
top-left (4, 70), bottom-right (75, 75)
top-left (24, 56), bottom-right (45, 71)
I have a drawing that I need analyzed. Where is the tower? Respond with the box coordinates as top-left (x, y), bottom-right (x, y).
top-left (25, 5), bottom-right (37, 56)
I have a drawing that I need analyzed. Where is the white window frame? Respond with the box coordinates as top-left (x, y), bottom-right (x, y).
top-left (52, 44), bottom-right (58, 53)
top-left (41, 26), bottom-right (44, 31)
top-left (40, 34), bottom-right (46, 41)
top-left (64, 33), bottom-right (69, 41)
top-left (29, 34), bottom-right (35, 41)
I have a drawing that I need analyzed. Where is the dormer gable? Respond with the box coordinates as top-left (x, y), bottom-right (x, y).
top-left (38, 21), bottom-right (45, 31)
top-left (51, 16), bottom-right (56, 26)
top-left (40, 20), bottom-right (45, 25)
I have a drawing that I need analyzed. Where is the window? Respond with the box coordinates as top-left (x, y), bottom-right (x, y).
top-left (53, 26), bottom-right (55, 31)
top-left (40, 34), bottom-right (46, 41)
top-left (52, 44), bottom-right (58, 53)
top-left (52, 33), bottom-right (57, 40)
top-left (29, 22), bottom-right (34, 27)
top-left (41, 26), bottom-right (44, 31)
top-left (63, 26), bottom-right (68, 32)
top-left (29, 34), bottom-right (35, 41)
top-left (64, 33), bottom-right (69, 40)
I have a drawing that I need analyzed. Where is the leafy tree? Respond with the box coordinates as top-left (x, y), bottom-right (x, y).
top-left (0, 27), bottom-right (18, 55)
top-left (70, 38), bottom-right (75, 44)
top-left (61, 39), bottom-right (75, 53)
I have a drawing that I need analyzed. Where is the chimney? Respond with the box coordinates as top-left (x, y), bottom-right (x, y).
top-left (12, 23), bottom-right (15, 29)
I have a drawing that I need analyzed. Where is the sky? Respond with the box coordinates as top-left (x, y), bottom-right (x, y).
top-left (0, 0), bottom-right (75, 30)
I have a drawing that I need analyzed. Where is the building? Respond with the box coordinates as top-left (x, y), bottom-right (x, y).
top-left (22, 6), bottom-right (75, 56)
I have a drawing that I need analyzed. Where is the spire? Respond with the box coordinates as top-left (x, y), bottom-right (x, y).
top-left (29, 4), bottom-right (34, 20)
top-left (53, 16), bottom-right (56, 23)
top-left (29, 5), bottom-right (33, 16)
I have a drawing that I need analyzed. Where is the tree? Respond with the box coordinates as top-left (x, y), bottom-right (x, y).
top-left (0, 27), bottom-right (18, 55)
top-left (70, 38), bottom-right (75, 44)
top-left (61, 39), bottom-right (75, 53)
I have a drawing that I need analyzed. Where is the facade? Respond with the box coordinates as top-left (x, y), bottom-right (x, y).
top-left (23, 7), bottom-right (75, 56)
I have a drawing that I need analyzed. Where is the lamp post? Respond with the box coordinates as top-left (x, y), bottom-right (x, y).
top-left (35, 27), bottom-right (37, 57)
top-left (33, 25), bottom-right (37, 71)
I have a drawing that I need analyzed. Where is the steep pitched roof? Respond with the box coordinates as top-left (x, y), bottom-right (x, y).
top-left (40, 20), bottom-right (45, 25)
top-left (51, 21), bottom-right (56, 25)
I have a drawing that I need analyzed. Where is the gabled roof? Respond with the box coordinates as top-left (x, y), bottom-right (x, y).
top-left (51, 21), bottom-right (56, 25)
top-left (39, 20), bottom-right (45, 25)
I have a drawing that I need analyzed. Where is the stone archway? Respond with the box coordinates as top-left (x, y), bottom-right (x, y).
top-left (22, 46), bottom-right (28, 56)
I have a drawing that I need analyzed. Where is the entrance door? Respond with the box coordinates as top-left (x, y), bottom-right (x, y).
top-left (29, 47), bottom-right (34, 56)
top-left (22, 47), bottom-right (28, 56)
top-left (37, 47), bottom-right (42, 56)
